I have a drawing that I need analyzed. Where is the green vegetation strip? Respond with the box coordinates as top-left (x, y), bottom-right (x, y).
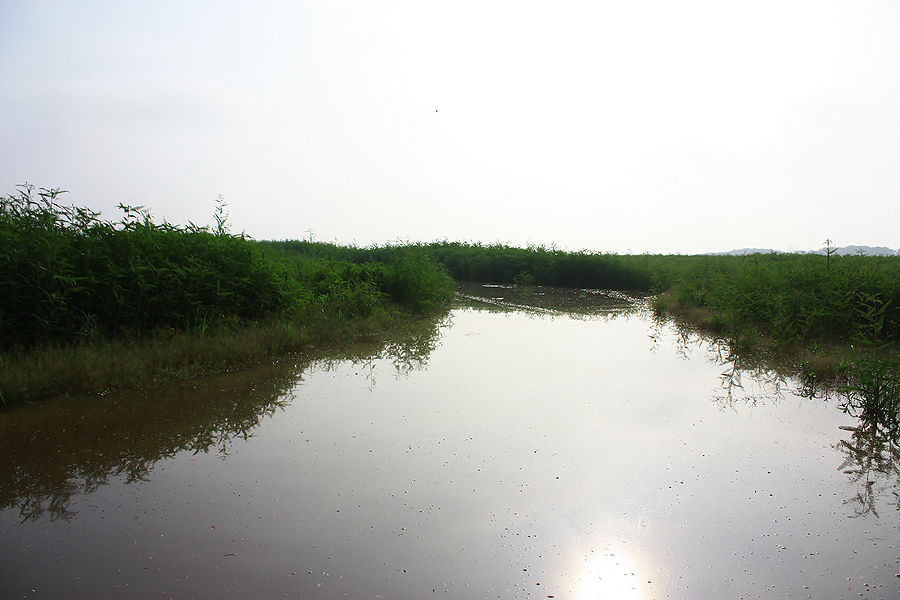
top-left (3, 184), bottom-right (899, 430)
top-left (0, 185), bottom-right (454, 404)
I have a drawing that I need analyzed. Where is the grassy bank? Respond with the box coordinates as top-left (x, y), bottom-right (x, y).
top-left (0, 185), bottom-right (454, 404)
top-left (648, 252), bottom-right (900, 433)
top-left (5, 183), bottom-right (899, 425)
top-left (655, 253), bottom-right (900, 346)
top-left (315, 239), bottom-right (900, 428)
top-left (231, 239), bottom-right (900, 368)
top-left (648, 253), bottom-right (900, 377)
top-left (383, 240), bottom-right (900, 352)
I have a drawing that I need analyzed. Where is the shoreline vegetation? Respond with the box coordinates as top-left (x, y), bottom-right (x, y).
top-left (0, 185), bottom-right (455, 404)
top-left (2, 185), bottom-right (899, 429)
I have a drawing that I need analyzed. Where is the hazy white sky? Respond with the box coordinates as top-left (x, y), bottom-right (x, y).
top-left (2, 1), bottom-right (899, 254)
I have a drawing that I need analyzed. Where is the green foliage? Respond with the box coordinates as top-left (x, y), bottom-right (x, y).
top-left (661, 253), bottom-right (900, 347)
top-left (841, 293), bottom-right (900, 435)
top-left (256, 241), bottom-right (456, 315)
top-left (421, 241), bottom-right (655, 290)
top-left (6, 182), bottom-right (898, 421)
top-left (374, 250), bottom-right (455, 312)
top-left (258, 241), bottom-right (900, 355)
top-left (657, 253), bottom-right (900, 427)
top-left (0, 185), bottom-right (287, 351)
top-left (0, 185), bottom-right (454, 356)
top-left (514, 271), bottom-right (537, 286)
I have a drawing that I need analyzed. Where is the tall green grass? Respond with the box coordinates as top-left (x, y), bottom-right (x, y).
top-left (423, 241), bottom-right (656, 290)
top-left (257, 240), bottom-right (900, 351)
top-left (657, 252), bottom-right (900, 348)
top-left (840, 293), bottom-right (900, 435)
top-left (5, 182), bottom-right (898, 417)
top-left (650, 252), bottom-right (900, 429)
top-left (0, 185), bottom-right (455, 403)
top-left (0, 185), bottom-right (455, 352)
top-left (256, 241), bottom-right (458, 313)
top-left (1, 185), bottom-right (291, 351)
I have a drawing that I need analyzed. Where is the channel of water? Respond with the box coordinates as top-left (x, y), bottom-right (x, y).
top-left (1, 284), bottom-right (898, 599)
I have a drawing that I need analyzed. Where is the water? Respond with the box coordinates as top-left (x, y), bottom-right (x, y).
top-left (2, 284), bottom-right (899, 599)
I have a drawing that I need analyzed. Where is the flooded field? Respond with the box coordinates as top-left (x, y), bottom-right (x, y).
top-left (2, 284), bottom-right (899, 599)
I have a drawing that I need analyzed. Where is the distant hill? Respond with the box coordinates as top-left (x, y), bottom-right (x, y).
top-left (713, 245), bottom-right (898, 256)
top-left (821, 245), bottom-right (898, 256)
top-left (713, 248), bottom-right (784, 256)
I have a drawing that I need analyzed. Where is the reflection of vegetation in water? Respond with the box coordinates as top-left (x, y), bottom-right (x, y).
top-left (300, 312), bottom-right (451, 388)
top-left (832, 295), bottom-right (900, 516)
top-left (454, 282), bottom-right (649, 321)
top-left (841, 293), bottom-right (900, 437)
top-left (0, 313), bottom-right (448, 522)
top-left (656, 316), bottom-right (900, 517)
top-left (0, 365), bottom-right (298, 523)
top-left (836, 420), bottom-right (900, 517)
top-left (712, 344), bottom-right (788, 409)
top-left (652, 318), bottom-right (790, 408)
top-left (381, 313), bottom-right (449, 376)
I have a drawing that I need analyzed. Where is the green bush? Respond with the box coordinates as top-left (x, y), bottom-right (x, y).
top-left (0, 186), bottom-right (296, 351)
top-left (3, 185), bottom-right (456, 353)
top-left (256, 242), bottom-right (455, 315)
top-left (664, 253), bottom-right (900, 347)
top-left (375, 251), bottom-right (455, 313)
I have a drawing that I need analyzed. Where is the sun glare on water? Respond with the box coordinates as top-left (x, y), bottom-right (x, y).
top-left (577, 551), bottom-right (646, 600)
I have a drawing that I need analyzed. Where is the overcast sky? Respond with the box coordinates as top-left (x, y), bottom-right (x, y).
top-left (2, 1), bottom-right (899, 254)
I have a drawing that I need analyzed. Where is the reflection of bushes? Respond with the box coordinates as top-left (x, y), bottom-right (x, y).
top-left (836, 420), bottom-right (900, 517)
top-left (0, 363), bottom-right (297, 522)
top-left (380, 312), bottom-right (449, 375)
top-left (0, 313), bottom-right (448, 522)
top-left (455, 282), bottom-right (645, 320)
top-left (841, 294), bottom-right (900, 435)
top-left (659, 317), bottom-right (900, 517)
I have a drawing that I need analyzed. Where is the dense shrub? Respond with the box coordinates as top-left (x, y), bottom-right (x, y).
top-left (662, 253), bottom-right (900, 347)
top-left (0, 186), bottom-right (293, 350)
top-left (422, 241), bottom-right (655, 290)
top-left (0, 185), bottom-right (454, 353)
top-left (8, 183), bottom-right (897, 358)
top-left (256, 242), bottom-right (456, 315)
top-left (258, 240), bottom-right (900, 349)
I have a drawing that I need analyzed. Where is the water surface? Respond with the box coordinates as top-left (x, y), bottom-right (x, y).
top-left (2, 284), bottom-right (899, 599)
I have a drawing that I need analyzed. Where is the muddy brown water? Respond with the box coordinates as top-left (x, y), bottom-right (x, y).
top-left (2, 284), bottom-right (899, 599)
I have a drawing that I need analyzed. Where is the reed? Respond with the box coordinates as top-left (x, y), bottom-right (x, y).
top-left (840, 293), bottom-right (900, 434)
top-left (0, 185), bottom-right (291, 351)
top-left (659, 253), bottom-right (900, 348)
top-left (5, 182), bottom-right (898, 418)
top-left (0, 185), bottom-right (455, 403)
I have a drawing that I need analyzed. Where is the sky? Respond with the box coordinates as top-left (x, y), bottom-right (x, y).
top-left (2, 1), bottom-right (899, 255)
